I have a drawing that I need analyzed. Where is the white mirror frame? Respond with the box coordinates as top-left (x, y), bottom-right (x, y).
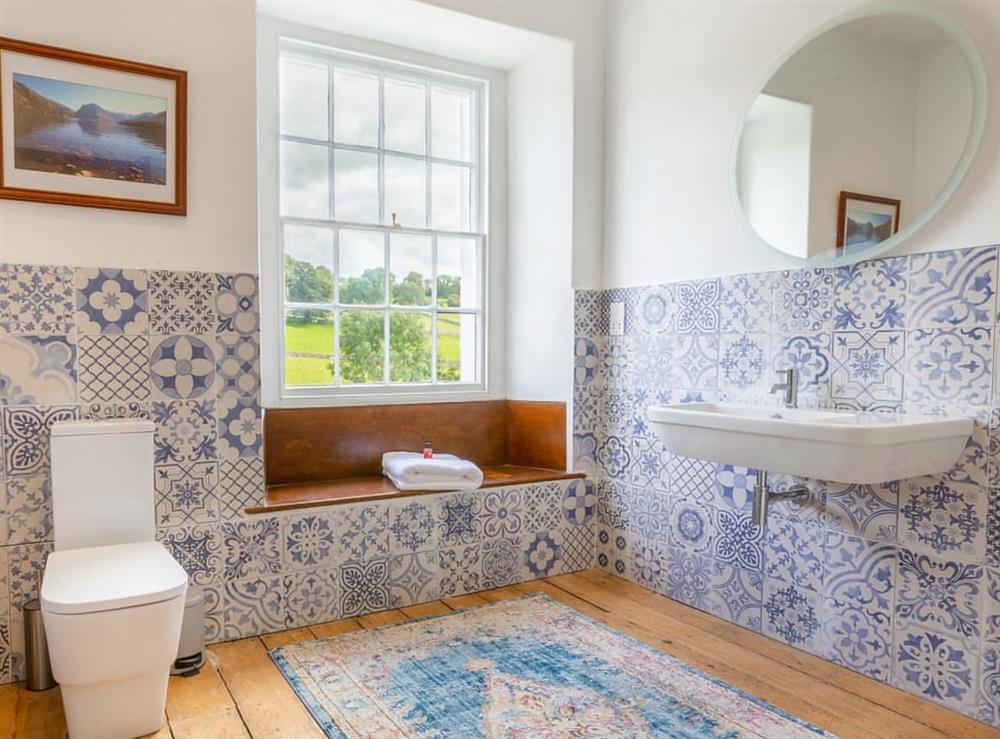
top-left (729, 1), bottom-right (988, 268)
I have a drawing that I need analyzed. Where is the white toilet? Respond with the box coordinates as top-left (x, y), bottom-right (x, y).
top-left (41, 419), bottom-right (188, 739)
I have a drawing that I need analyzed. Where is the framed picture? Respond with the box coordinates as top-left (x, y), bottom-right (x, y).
top-left (836, 191), bottom-right (901, 253)
top-left (0, 37), bottom-right (186, 215)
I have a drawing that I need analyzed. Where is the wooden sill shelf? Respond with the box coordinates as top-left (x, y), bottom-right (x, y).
top-left (248, 465), bottom-right (585, 514)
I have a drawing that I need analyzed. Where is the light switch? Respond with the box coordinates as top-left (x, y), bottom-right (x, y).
top-left (609, 301), bottom-right (625, 336)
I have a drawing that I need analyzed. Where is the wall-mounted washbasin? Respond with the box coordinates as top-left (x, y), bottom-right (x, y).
top-left (647, 403), bottom-right (972, 484)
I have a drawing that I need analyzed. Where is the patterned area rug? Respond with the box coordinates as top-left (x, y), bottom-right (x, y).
top-left (270, 594), bottom-right (834, 738)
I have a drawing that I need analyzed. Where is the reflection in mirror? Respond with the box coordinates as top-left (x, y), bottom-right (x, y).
top-left (735, 10), bottom-right (984, 264)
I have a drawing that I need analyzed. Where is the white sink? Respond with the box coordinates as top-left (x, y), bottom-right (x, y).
top-left (647, 403), bottom-right (972, 484)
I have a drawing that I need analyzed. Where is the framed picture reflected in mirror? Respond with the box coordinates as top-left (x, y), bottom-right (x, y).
top-left (836, 191), bottom-right (901, 255)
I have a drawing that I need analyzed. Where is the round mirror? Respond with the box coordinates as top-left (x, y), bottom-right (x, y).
top-left (732, 5), bottom-right (987, 266)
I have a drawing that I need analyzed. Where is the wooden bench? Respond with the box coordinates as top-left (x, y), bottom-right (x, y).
top-left (250, 399), bottom-right (582, 513)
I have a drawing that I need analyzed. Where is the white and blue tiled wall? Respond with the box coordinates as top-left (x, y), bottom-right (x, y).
top-left (573, 244), bottom-right (1000, 727)
top-left (0, 261), bottom-right (596, 685)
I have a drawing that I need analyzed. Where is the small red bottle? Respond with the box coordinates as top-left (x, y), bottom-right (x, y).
top-left (422, 441), bottom-right (433, 459)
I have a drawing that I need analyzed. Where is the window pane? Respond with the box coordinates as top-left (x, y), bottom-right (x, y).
top-left (437, 313), bottom-right (476, 383)
top-left (384, 78), bottom-right (426, 155)
top-left (384, 155), bottom-right (427, 228)
top-left (436, 236), bottom-right (478, 308)
top-left (334, 149), bottom-right (378, 223)
top-left (389, 233), bottom-right (431, 306)
top-left (333, 68), bottom-right (378, 147)
top-left (280, 56), bottom-right (329, 140)
top-left (285, 309), bottom-right (334, 386)
top-left (339, 229), bottom-right (384, 305)
top-left (340, 310), bottom-right (385, 384)
top-left (390, 312), bottom-right (431, 383)
top-left (431, 163), bottom-right (471, 231)
top-left (281, 141), bottom-right (329, 219)
top-left (431, 86), bottom-right (472, 161)
top-left (284, 225), bottom-right (333, 303)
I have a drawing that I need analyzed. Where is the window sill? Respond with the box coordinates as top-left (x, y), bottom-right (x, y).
top-left (247, 465), bottom-right (584, 514)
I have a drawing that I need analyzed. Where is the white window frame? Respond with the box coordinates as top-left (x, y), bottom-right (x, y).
top-left (258, 18), bottom-right (507, 407)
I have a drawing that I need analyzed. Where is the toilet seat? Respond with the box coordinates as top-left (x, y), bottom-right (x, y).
top-left (42, 541), bottom-right (188, 615)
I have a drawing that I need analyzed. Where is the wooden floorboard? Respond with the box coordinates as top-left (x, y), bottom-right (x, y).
top-left (5, 569), bottom-right (996, 738)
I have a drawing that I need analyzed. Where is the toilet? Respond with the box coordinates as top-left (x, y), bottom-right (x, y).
top-left (41, 419), bottom-right (188, 739)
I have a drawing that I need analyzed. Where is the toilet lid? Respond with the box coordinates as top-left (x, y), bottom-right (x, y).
top-left (42, 541), bottom-right (188, 615)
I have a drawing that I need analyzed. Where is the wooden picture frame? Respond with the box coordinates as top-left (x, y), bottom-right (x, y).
top-left (0, 37), bottom-right (186, 215)
top-left (836, 191), bottom-right (901, 251)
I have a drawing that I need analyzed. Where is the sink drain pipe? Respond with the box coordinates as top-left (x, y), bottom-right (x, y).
top-left (752, 470), bottom-right (809, 528)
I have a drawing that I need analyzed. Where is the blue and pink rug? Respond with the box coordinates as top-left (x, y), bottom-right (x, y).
top-left (270, 594), bottom-right (833, 738)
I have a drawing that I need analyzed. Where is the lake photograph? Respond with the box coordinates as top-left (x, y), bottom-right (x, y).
top-left (12, 72), bottom-right (167, 184)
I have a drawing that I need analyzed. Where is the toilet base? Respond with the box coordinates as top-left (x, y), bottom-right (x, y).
top-left (61, 672), bottom-right (168, 739)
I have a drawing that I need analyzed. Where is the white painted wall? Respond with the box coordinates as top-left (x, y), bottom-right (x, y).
top-left (506, 46), bottom-right (574, 402)
top-left (737, 94), bottom-right (812, 259)
top-left (603, 0), bottom-right (1000, 287)
top-left (0, 0), bottom-right (259, 272)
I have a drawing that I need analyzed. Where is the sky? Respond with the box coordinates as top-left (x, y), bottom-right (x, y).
top-left (15, 73), bottom-right (165, 115)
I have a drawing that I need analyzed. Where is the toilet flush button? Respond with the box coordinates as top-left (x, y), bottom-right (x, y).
top-left (609, 301), bottom-right (625, 336)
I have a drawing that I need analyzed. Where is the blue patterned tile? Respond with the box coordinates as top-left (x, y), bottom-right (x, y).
top-left (635, 285), bottom-right (674, 334)
top-left (669, 455), bottom-right (715, 503)
top-left (217, 394), bottom-right (262, 461)
top-left (158, 523), bottom-right (222, 585)
top-left (714, 463), bottom-right (757, 513)
top-left (674, 279), bottom-right (720, 334)
top-left (389, 498), bottom-right (438, 554)
top-left (150, 334), bottom-right (217, 400)
top-left (389, 551), bottom-right (439, 606)
top-left (224, 575), bottom-right (287, 638)
top-left (600, 337), bottom-right (630, 387)
top-left (822, 481), bottom-right (898, 542)
top-left (149, 270), bottom-right (215, 334)
top-left (152, 399), bottom-right (217, 463)
top-left (720, 272), bottom-right (772, 334)
top-left (217, 333), bottom-right (260, 399)
top-left (988, 409), bottom-right (1000, 485)
top-left (834, 257), bottom-right (907, 330)
top-left (892, 625), bottom-right (979, 715)
top-left (0, 335), bottom-right (77, 405)
top-left (74, 267), bottom-right (148, 334)
top-left (523, 530), bottom-right (562, 578)
top-left (561, 479), bottom-right (595, 526)
top-left (596, 480), bottom-right (629, 529)
top-left (624, 486), bottom-right (669, 542)
top-left (665, 546), bottom-right (713, 610)
top-left (988, 489), bottom-right (1000, 569)
top-left (572, 384), bottom-right (599, 434)
top-left (899, 474), bottom-right (985, 558)
top-left (336, 504), bottom-right (389, 561)
top-left (764, 520), bottom-right (824, 592)
top-left (285, 569), bottom-right (339, 627)
top-left (219, 457), bottom-right (265, 518)
top-left (986, 569), bottom-right (1000, 644)
top-left (282, 511), bottom-right (338, 569)
top-left (437, 492), bottom-right (482, 545)
top-left (823, 597), bottom-right (892, 682)
top-left (908, 245), bottom-right (997, 329)
top-left (78, 335), bottom-right (150, 403)
top-left (714, 509), bottom-right (763, 571)
top-left (669, 333), bottom-right (719, 390)
top-left (906, 328), bottom-right (992, 407)
top-left (772, 334), bottom-right (831, 405)
top-left (574, 289), bottom-right (600, 338)
top-left (4, 474), bottom-right (51, 545)
top-left (597, 434), bottom-right (631, 480)
top-left (596, 526), bottom-right (631, 578)
top-left (774, 268), bottom-right (834, 333)
top-left (438, 544), bottom-right (481, 596)
top-left (718, 333), bottom-right (770, 399)
top-left (572, 432), bottom-right (598, 477)
top-left (222, 518), bottom-right (282, 580)
top-left (896, 547), bottom-right (981, 639)
top-left (599, 287), bottom-right (638, 336)
top-left (668, 499), bottom-right (715, 554)
top-left (523, 482), bottom-right (564, 533)
top-left (216, 273), bottom-right (259, 334)
top-left (561, 523), bottom-right (595, 573)
top-left (573, 337), bottom-right (600, 386)
top-left (1, 264), bottom-right (74, 334)
top-left (155, 461), bottom-right (218, 527)
top-left (630, 537), bottom-right (667, 591)
top-left (709, 561), bottom-right (762, 631)
top-left (481, 538), bottom-right (524, 588)
top-left (831, 330), bottom-right (904, 408)
top-left (768, 476), bottom-right (826, 528)
top-left (980, 646), bottom-right (1000, 727)
top-left (629, 334), bottom-right (674, 388)
top-left (823, 532), bottom-right (895, 613)
top-left (340, 558), bottom-right (389, 617)
top-left (480, 487), bottom-right (524, 540)
top-left (2, 405), bottom-right (78, 475)
top-left (763, 579), bottom-right (822, 652)
top-left (628, 436), bottom-right (668, 491)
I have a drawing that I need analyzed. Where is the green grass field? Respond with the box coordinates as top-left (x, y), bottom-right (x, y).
top-left (285, 313), bottom-right (462, 386)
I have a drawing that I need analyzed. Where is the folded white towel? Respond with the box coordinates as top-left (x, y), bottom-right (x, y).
top-left (382, 451), bottom-right (484, 491)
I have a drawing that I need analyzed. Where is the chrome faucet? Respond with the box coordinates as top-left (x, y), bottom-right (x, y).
top-left (770, 368), bottom-right (798, 409)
